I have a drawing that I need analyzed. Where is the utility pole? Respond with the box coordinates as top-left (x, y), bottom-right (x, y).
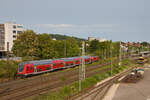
top-left (79, 41), bottom-right (85, 91)
top-left (119, 41), bottom-right (122, 67)
top-left (64, 40), bottom-right (66, 57)
top-left (7, 42), bottom-right (10, 80)
top-left (105, 49), bottom-right (106, 59)
top-left (110, 41), bottom-right (113, 76)
top-left (82, 41), bottom-right (85, 80)
top-left (7, 42), bottom-right (9, 61)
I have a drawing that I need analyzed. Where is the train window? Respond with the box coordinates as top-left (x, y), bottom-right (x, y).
top-left (27, 67), bottom-right (29, 71)
top-left (38, 69), bottom-right (42, 71)
top-left (46, 67), bottom-right (50, 70)
top-left (31, 67), bottom-right (33, 70)
top-left (18, 64), bottom-right (24, 72)
top-left (60, 62), bottom-right (64, 65)
top-left (37, 68), bottom-right (40, 72)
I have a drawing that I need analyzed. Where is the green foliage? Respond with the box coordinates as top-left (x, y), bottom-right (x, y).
top-left (0, 60), bottom-right (19, 81)
top-left (12, 30), bottom-right (123, 60)
top-left (66, 38), bottom-right (80, 57)
top-left (87, 40), bottom-right (120, 59)
top-left (12, 30), bottom-right (39, 57)
top-left (50, 34), bottom-right (85, 41)
top-left (88, 39), bottom-right (100, 53)
top-left (61, 76), bottom-right (66, 81)
top-left (141, 42), bottom-right (149, 46)
top-left (37, 34), bottom-right (58, 59)
top-left (12, 31), bottom-right (81, 59)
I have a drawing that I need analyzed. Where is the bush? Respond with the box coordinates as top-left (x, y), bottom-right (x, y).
top-left (0, 60), bottom-right (19, 81)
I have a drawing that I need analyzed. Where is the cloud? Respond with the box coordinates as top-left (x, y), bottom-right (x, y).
top-left (30, 24), bottom-right (119, 39)
top-left (35, 24), bottom-right (118, 29)
top-left (36, 24), bottom-right (73, 28)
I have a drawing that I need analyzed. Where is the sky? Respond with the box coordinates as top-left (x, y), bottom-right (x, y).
top-left (0, 0), bottom-right (150, 42)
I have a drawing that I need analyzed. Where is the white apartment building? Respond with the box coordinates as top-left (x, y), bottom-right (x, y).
top-left (0, 22), bottom-right (24, 56)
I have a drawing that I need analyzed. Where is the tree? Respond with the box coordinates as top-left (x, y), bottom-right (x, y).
top-left (54, 40), bottom-right (66, 58)
top-left (88, 40), bottom-right (100, 53)
top-left (141, 42), bottom-right (149, 47)
top-left (66, 38), bottom-right (80, 57)
top-left (37, 33), bottom-right (58, 59)
top-left (12, 30), bottom-right (38, 58)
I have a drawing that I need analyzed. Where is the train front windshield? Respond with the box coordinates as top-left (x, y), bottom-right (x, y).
top-left (18, 64), bottom-right (25, 72)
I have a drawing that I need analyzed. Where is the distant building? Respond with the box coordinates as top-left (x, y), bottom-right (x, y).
top-left (88, 37), bottom-right (95, 41)
top-left (52, 38), bottom-right (56, 40)
top-left (0, 22), bottom-right (24, 57)
top-left (88, 37), bottom-right (106, 42)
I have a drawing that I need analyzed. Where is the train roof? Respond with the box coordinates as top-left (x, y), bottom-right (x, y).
top-left (93, 56), bottom-right (99, 57)
top-left (60, 57), bottom-right (75, 61)
top-left (19, 56), bottom-right (95, 66)
top-left (19, 59), bottom-right (52, 66)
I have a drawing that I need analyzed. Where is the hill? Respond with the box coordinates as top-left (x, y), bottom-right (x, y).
top-left (49, 34), bottom-right (86, 41)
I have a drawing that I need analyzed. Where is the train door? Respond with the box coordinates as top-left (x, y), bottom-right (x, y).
top-left (26, 64), bottom-right (34, 74)
top-left (53, 63), bottom-right (57, 70)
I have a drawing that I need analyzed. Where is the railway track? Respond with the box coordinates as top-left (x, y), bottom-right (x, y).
top-left (0, 62), bottom-right (111, 94)
top-left (0, 64), bottom-right (117, 100)
top-left (68, 66), bottom-right (136, 100)
top-left (0, 62), bottom-right (111, 89)
top-left (0, 57), bottom-right (129, 100)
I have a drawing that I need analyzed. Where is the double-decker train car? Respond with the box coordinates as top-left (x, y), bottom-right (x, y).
top-left (17, 56), bottom-right (99, 78)
top-left (17, 59), bottom-right (53, 77)
top-left (83, 56), bottom-right (92, 64)
top-left (93, 56), bottom-right (99, 62)
top-left (61, 58), bottom-right (75, 68)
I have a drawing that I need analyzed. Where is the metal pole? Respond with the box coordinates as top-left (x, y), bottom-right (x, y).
top-left (82, 41), bottom-right (85, 80)
top-left (79, 57), bottom-right (81, 91)
top-left (79, 41), bottom-right (85, 91)
top-left (7, 42), bottom-right (9, 61)
top-left (110, 41), bottom-right (112, 76)
top-left (105, 49), bottom-right (106, 59)
top-left (64, 40), bottom-right (66, 57)
top-left (119, 41), bottom-right (122, 67)
top-left (7, 42), bottom-right (10, 80)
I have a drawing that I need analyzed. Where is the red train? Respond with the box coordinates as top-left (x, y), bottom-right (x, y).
top-left (17, 56), bottom-right (99, 77)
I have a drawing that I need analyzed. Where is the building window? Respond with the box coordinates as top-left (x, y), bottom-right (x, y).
top-left (13, 30), bottom-right (16, 33)
top-left (13, 40), bottom-right (16, 43)
top-left (17, 31), bottom-right (23, 34)
top-left (13, 25), bottom-right (16, 29)
top-left (17, 26), bottom-right (23, 28)
top-left (13, 35), bottom-right (16, 38)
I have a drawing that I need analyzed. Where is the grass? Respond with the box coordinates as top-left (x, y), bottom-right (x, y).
top-left (30, 58), bottom-right (134, 100)
top-left (61, 76), bottom-right (66, 81)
